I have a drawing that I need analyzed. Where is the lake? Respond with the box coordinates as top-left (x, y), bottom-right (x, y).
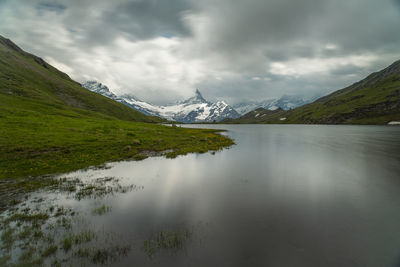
top-left (3, 125), bottom-right (400, 266)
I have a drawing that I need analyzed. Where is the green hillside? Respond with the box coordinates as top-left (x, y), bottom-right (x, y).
top-left (0, 35), bottom-right (233, 180)
top-left (0, 35), bottom-right (163, 123)
top-left (226, 60), bottom-right (400, 124)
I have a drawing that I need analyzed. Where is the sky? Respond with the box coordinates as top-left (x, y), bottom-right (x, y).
top-left (0, 0), bottom-right (400, 105)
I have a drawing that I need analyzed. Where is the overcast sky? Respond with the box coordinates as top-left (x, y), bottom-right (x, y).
top-left (1, 0), bottom-right (400, 104)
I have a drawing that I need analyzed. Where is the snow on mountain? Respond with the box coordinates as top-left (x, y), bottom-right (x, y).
top-left (82, 81), bottom-right (240, 123)
top-left (233, 94), bottom-right (322, 115)
top-left (83, 81), bottom-right (117, 99)
top-left (233, 99), bottom-right (277, 115)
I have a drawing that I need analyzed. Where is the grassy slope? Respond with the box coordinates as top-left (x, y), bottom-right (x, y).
top-left (0, 36), bottom-right (163, 123)
top-left (0, 36), bottom-right (233, 180)
top-left (227, 60), bottom-right (400, 124)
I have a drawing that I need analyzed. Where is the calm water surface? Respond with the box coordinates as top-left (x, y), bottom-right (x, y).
top-left (55, 125), bottom-right (400, 266)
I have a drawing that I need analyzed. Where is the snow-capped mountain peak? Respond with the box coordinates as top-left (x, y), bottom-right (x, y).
top-left (82, 82), bottom-right (240, 123)
top-left (83, 81), bottom-right (116, 99)
top-left (180, 89), bottom-right (208, 105)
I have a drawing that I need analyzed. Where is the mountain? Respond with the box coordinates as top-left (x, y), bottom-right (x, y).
top-left (233, 94), bottom-right (321, 115)
top-left (226, 60), bottom-right (400, 124)
top-left (83, 82), bottom-right (241, 123)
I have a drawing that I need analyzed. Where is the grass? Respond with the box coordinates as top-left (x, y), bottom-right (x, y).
top-left (5, 213), bottom-right (49, 224)
top-left (41, 245), bottom-right (57, 257)
top-left (142, 229), bottom-right (192, 257)
top-left (62, 230), bottom-right (96, 252)
top-left (92, 205), bottom-right (112, 216)
top-left (71, 230), bottom-right (97, 244)
top-left (62, 237), bottom-right (72, 251)
top-left (91, 246), bottom-right (131, 264)
top-left (1, 228), bottom-right (14, 250)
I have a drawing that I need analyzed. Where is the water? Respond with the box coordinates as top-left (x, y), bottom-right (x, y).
top-left (5, 125), bottom-right (400, 266)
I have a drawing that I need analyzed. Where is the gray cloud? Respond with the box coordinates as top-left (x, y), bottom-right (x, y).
top-left (105, 0), bottom-right (192, 39)
top-left (36, 2), bottom-right (66, 15)
top-left (0, 0), bottom-right (399, 104)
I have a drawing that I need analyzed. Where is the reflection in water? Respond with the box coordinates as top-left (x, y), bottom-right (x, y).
top-left (83, 125), bottom-right (400, 266)
top-left (5, 125), bottom-right (400, 266)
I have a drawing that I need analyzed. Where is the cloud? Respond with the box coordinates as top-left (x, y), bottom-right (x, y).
top-left (0, 0), bottom-right (399, 104)
top-left (36, 2), bottom-right (66, 15)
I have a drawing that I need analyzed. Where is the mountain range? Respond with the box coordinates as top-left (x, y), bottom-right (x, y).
top-left (224, 60), bottom-right (400, 124)
top-left (83, 81), bottom-right (323, 122)
top-left (232, 94), bottom-right (322, 115)
top-left (83, 81), bottom-right (240, 123)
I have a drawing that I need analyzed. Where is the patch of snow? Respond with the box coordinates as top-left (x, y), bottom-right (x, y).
top-left (268, 106), bottom-right (279, 111)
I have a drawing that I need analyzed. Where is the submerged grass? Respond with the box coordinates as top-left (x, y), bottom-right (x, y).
top-left (5, 213), bottom-right (49, 224)
top-left (62, 230), bottom-right (97, 252)
top-left (1, 228), bottom-right (14, 251)
top-left (92, 205), bottom-right (112, 216)
top-left (41, 245), bottom-right (57, 257)
top-left (142, 229), bottom-right (192, 257)
top-left (0, 175), bottom-right (141, 266)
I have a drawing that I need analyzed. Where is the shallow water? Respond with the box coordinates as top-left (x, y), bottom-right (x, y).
top-left (4, 125), bottom-right (400, 266)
